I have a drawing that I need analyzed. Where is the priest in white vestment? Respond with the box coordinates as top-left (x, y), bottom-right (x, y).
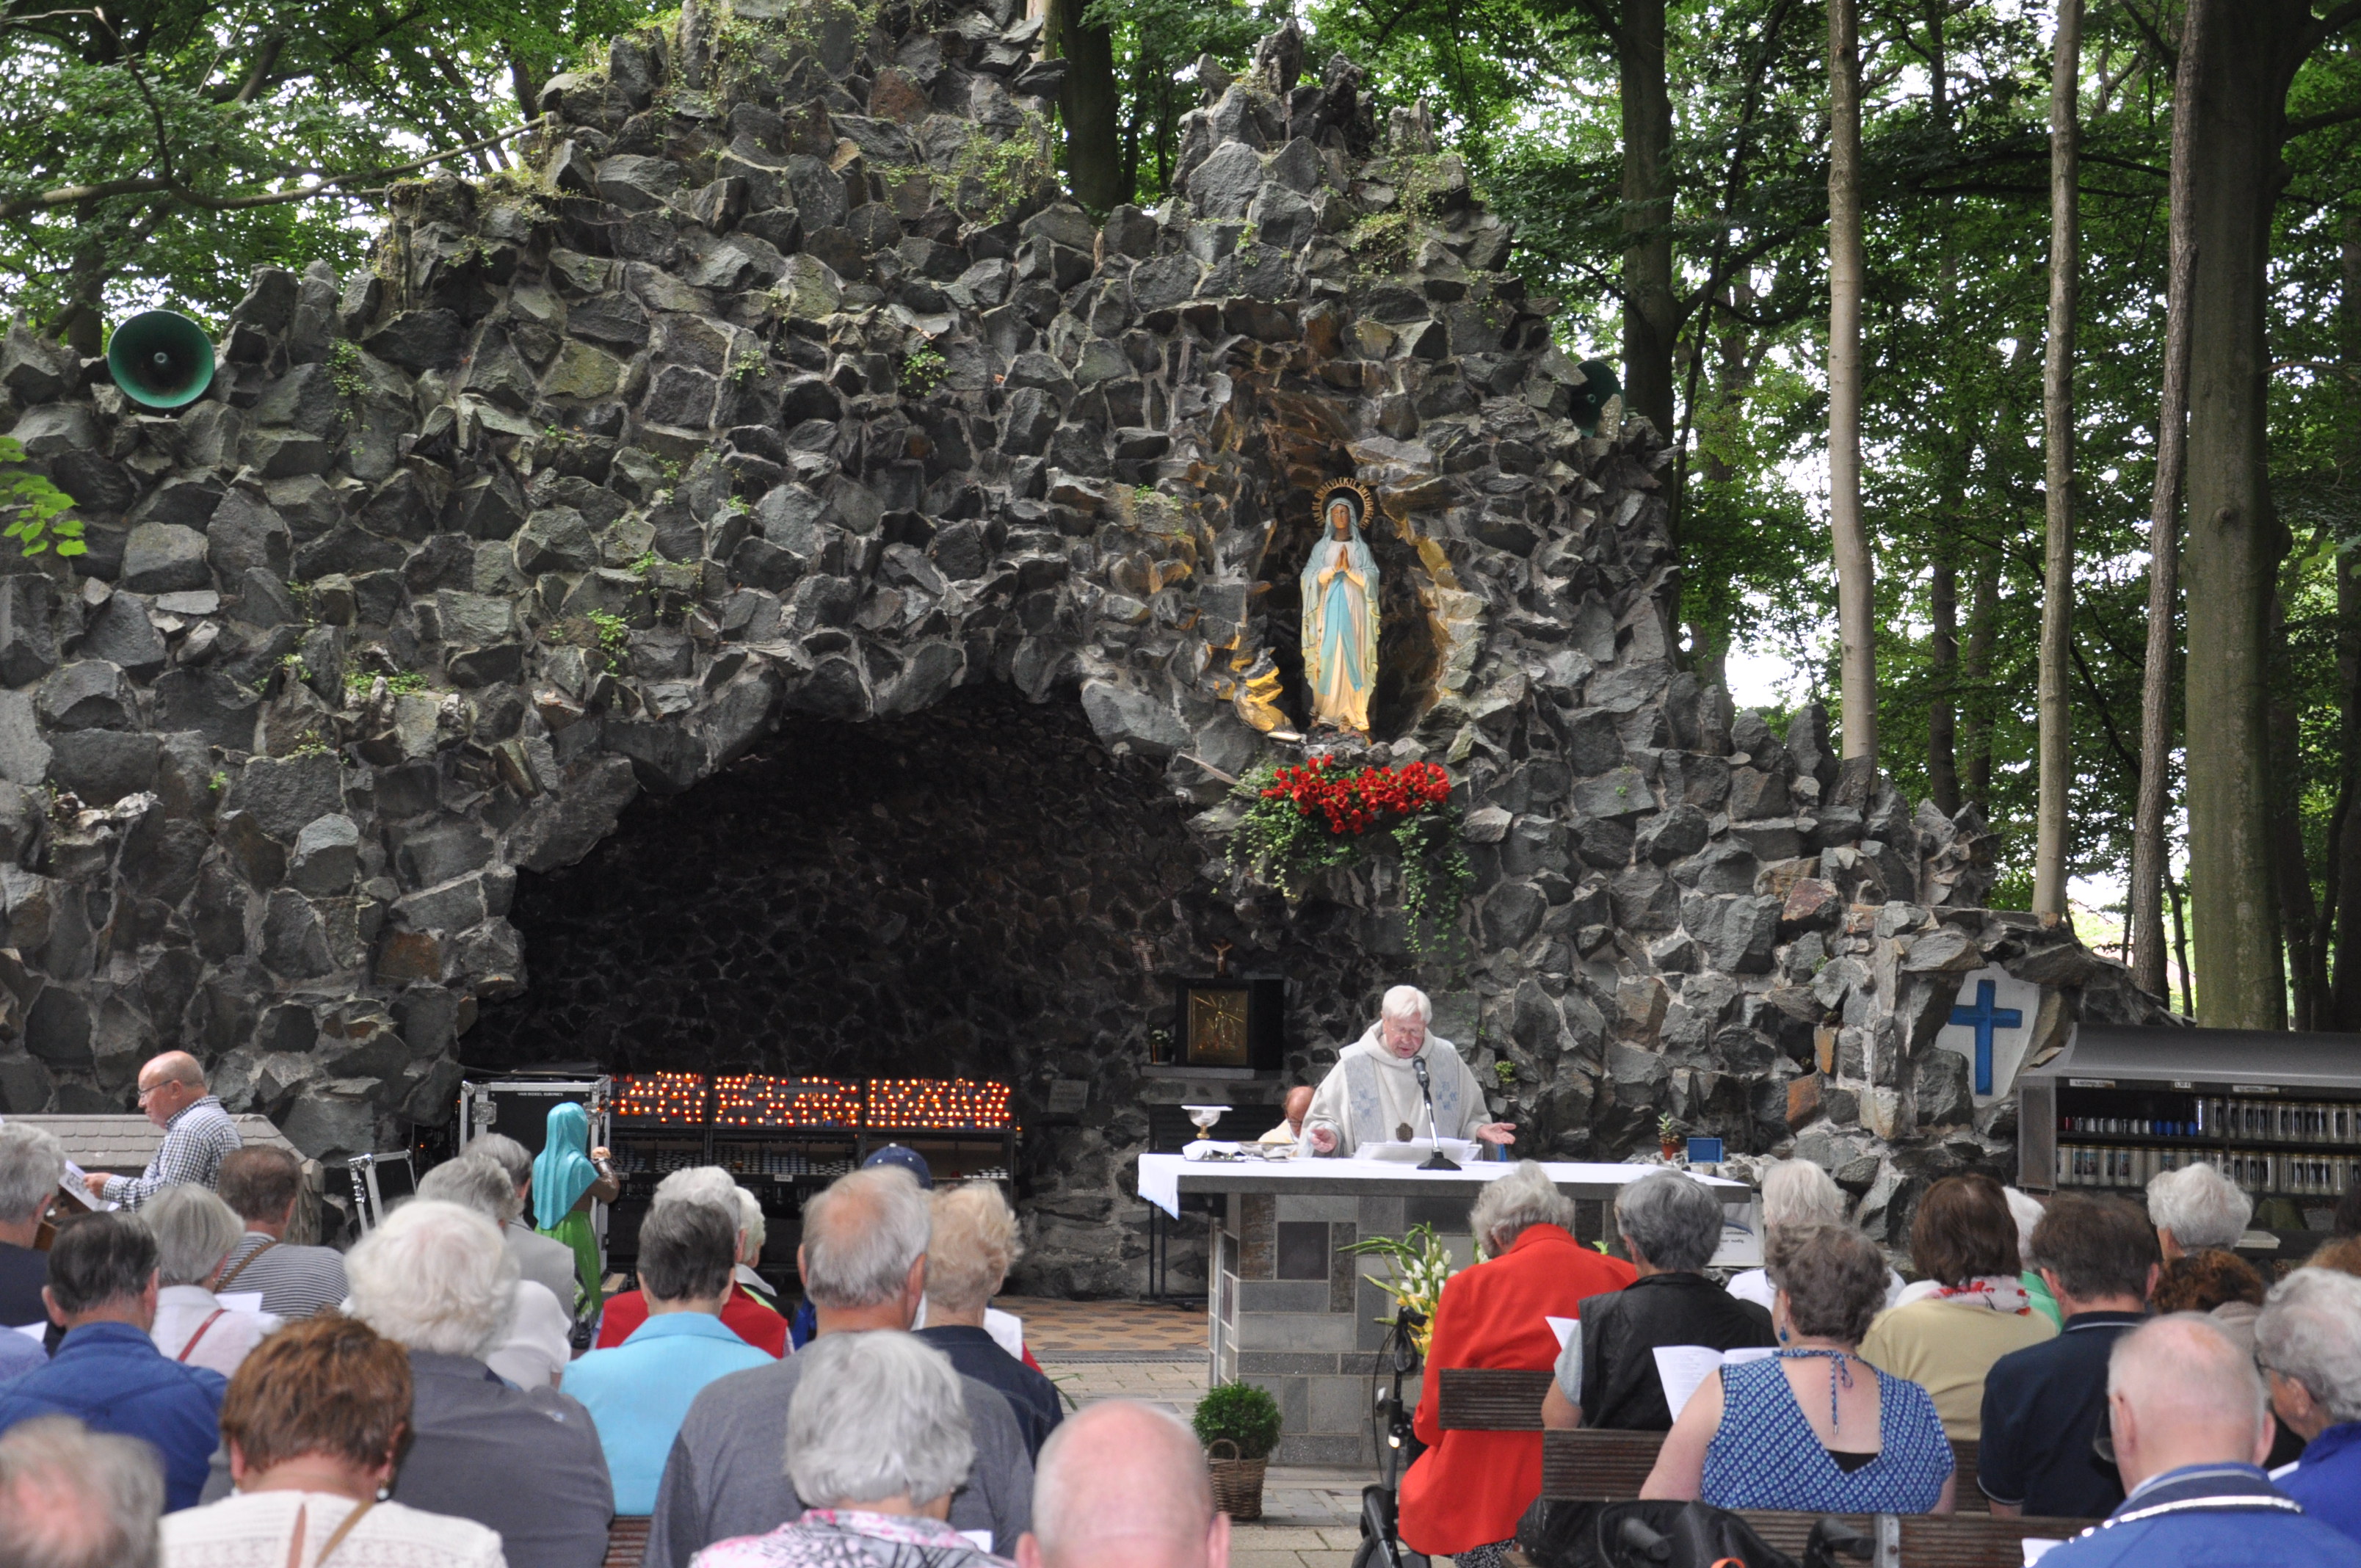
top-left (1302, 986), bottom-right (1517, 1156)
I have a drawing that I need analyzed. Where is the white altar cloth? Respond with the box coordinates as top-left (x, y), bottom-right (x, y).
top-left (1136, 1151), bottom-right (1747, 1221)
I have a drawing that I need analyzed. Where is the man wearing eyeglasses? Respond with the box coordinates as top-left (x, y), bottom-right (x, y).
top-left (79, 1051), bottom-right (242, 1210)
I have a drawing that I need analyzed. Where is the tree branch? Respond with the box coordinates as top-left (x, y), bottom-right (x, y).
top-left (2285, 102), bottom-right (2361, 137)
top-left (0, 122), bottom-right (536, 221)
top-left (2118, 0), bottom-right (2178, 75)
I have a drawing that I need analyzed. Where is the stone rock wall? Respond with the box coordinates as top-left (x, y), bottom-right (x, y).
top-left (0, 0), bottom-right (2168, 1288)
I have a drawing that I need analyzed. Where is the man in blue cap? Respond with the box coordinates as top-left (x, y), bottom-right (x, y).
top-left (863, 1144), bottom-right (935, 1188)
top-left (789, 1146), bottom-right (934, 1349)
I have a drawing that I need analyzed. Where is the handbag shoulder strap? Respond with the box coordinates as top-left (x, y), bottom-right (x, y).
top-left (176, 1309), bottom-right (228, 1363)
top-left (312, 1498), bottom-right (377, 1568)
top-left (284, 1499), bottom-right (378, 1568)
top-left (215, 1239), bottom-right (277, 1293)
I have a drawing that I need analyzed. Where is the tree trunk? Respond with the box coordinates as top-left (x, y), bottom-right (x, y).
top-left (1053, 0), bottom-right (1125, 213)
top-left (2178, 0), bottom-right (2308, 1028)
top-left (2033, 0), bottom-right (2081, 916)
top-left (1827, 0), bottom-right (1876, 764)
top-left (2169, 865), bottom-right (2197, 1015)
top-left (2270, 583), bottom-right (2329, 1027)
top-left (1929, 552), bottom-right (1960, 815)
top-left (1924, 0), bottom-right (1960, 819)
top-left (1618, 0), bottom-right (1678, 438)
top-left (2131, 46), bottom-right (2200, 1001)
top-left (1961, 545), bottom-right (1999, 813)
top-left (2329, 211), bottom-right (2361, 1026)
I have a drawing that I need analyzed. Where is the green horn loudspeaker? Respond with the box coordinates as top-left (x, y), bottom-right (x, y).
top-left (106, 311), bottom-right (216, 410)
top-left (1568, 357), bottom-right (1622, 436)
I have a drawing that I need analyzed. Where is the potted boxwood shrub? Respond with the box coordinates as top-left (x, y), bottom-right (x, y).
top-left (1193, 1380), bottom-right (1283, 1521)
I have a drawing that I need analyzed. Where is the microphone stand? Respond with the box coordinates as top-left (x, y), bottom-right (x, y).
top-left (1410, 1057), bottom-right (1460, 1170)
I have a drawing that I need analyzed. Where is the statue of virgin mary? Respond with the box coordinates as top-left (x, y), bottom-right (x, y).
top-left (1301, 481), bottom-right (1379, 735)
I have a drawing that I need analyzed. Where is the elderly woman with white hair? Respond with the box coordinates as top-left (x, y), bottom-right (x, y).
top-left (1396, 1162), bottom-right (1637, 1568)
top-left (917, 1183), bottom-right (1061, 1459)
top-left (1301, 984), bottom-right (1515, 1157)
top-left (688, 1332), bottom-right (1005, 1568)
top-left (2257, 1267), bottom-right (2361, 1545)
top-left (145, 1185), bottom-right (282, 1379)
top-left (1727, 1160), bottom-right (1905, 1314)
top-left (1547, 1169), bottom-right (1776, 1434)
top-left (416, 1155), bottom-right (576, 1388)
top-left (2147, 1161), bottom-right (2254, 1260)
top-left (338, 1199), bottom-right (614, 1568)
top-left (592, 1166), bottom-right (787, 1357)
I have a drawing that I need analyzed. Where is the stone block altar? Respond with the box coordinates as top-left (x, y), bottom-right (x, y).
top-left (1142, 1154), bottom-right (1751, 1462)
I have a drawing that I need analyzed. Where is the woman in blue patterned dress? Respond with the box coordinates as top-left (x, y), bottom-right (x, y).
top-left (1642, 1224), bottom-right (1956, 1514)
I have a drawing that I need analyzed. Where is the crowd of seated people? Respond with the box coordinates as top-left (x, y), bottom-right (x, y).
top-left (13, 1119), bottom-right (2361, 1568)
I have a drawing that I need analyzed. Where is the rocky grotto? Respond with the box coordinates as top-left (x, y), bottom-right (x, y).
top-left (0, 0), bottom-right (2169, 1291)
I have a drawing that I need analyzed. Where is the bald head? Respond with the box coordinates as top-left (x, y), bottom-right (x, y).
top-left (1282, 1086), bottom-right (1313, 1131)
top-left (134, 1052), bottom-right (206, 1130)
top-left (2108, 1313), bottom-right (2274, 1490)
top-left (1018, 1401), bottom-right (1227, 1568)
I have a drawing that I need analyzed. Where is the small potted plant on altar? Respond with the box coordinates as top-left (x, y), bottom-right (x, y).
top-left (1658, 1113), bottom-right (1684, 1162)
top-left (1224, 755), bottom-right (1473, 953)
top-left (1194, 1380), bottom-right (1283, 1520)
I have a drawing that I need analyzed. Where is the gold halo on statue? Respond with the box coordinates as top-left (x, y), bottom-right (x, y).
top-left (1313, 478), bottom-right (1376, 535)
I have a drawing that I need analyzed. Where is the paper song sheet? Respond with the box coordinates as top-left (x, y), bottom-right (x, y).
top-left (57, 1161), bottom-right (117, 1211)
top-left (1653, 1343), bottom-right (1776, 1418)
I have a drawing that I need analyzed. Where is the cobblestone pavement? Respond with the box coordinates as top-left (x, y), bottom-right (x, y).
top-left (1004, 1297), bottom-right (1409, 1568)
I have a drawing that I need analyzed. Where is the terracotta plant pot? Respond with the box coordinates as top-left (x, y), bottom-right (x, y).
top-left (1661, 1141), bottom-right (1683, 1161)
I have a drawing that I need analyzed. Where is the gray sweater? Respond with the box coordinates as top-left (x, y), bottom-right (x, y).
top-left (645, 1352), bottom-right (1033, 1568)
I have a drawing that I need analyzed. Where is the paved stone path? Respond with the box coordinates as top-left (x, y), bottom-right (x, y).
top-left (1001, 1297), bottom-right (1415, 1567)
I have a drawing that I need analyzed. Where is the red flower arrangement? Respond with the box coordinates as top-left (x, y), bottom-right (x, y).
top-left (1229, 755), bottom-right (1471, 953)
top-left (1258, 757), bottom-right (1455, 836)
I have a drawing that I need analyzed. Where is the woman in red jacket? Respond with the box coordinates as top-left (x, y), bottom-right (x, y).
top-left (1400, 1161), bottom-right (1639, 1565)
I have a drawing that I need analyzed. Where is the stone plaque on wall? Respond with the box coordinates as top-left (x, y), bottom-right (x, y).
top-left (1934, 965), bottom-right (2043, 1107)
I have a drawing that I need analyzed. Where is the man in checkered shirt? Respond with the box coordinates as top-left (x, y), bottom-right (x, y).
top-left (80, 1052), bottom-right (242, 1210)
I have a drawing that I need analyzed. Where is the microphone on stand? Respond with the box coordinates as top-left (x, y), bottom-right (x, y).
top-left (1411, 1056), bottom-right (1460, 1170)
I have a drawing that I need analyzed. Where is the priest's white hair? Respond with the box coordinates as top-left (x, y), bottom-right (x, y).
top-left (1380, 985), bottom-right (1432, 1023)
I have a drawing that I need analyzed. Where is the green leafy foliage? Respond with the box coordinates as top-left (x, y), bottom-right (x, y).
top-left (0, 0), bottom-right (653, 342)
top-left (586, 609), bottom-right (631, 669)
top-left (344, 668), bottom-right (428, 698)
top-left (0, 438), bottom-right (84, 559)
top-left (934, 112), bottom-right (1058, 223)
top-left (899, 346), bottom-right (948, 396)
top-left (1192, 1381), bottom-right (1283, 1461)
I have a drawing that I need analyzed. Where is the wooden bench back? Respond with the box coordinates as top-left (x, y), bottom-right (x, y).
top-left (603, 1517), bottom-right (649, 1568)
top-left (1436, 1367), bottom-right (1554, 1431)
top-left (1533, 1428), bottom-right (1988, 1513)
top-left (1433, 1368), bottom-right (1998, 1524)
top-left (1732, 1510), bottom-right (2092, 1567)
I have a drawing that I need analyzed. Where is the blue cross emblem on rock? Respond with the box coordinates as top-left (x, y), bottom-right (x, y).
top-left (1950, 978), bottom-right (2024, 1097)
